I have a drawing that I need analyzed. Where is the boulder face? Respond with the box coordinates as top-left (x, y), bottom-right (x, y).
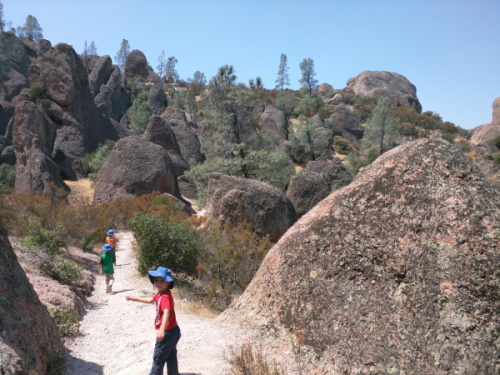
top-left (347, 70), bottom-right (422, 113)
top-left (286, 171), bottom-right (331, 218)
top-left (124, 49), bottom-right (153, 81)
top-left (259, 105), bottom-right (287, 150)
top-left (493, 96), bottom-right (500, 126)
top-left (0, 221), bottom-right (62, 375)
top-left (303, 154), bottom-right (353, 190)
top-left (206, 173), bottom-right (296, 241)
top-left (93, 136), bottom-right (181, 203)
top-left (329, 104), bottom-right (364, 143)
top-left (227, 139), bottom-right (500, 374)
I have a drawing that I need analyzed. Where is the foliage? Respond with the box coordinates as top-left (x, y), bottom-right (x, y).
top-left (156, 50), bottom-right (166, 77)
top-left (285, 116), bottom-right (329, 163)
top-left (346, 148), bottom-right (379, 175)
top-left (198, 221), bottom-right (272, 311)
top-left (227, 343), bottom-right (285, 375)
top-left (28, 83), bottom-right (48, 100)
top-left (40, 254), bottom-right (83, 284)
top-left (363, 97), bottom-right (399, 155)
top-left (115, 39), bottom-right (130, 70)
top-left (294, 93), bottom-right (324, 117)
top-left (0, 2), bottom-right (4, 32)
top-left (275, 53), bottom-right (290, 90)
top-left (50, 307), bottom-right (80, 338)
top-left (127, 90), bottom-right (153, 134)
top-left (493, 136), bottom-right (500, 149)
top-left (128, 213), bottom-right (201, 275)
top-left (81, 140), bottom-right (115, 180)
top-left (491, 152), bottom-right (500, 164)
top-left (0, 163), bottom-right (15, 192)
top-left (18, 15), bottom-right (43, 42)
top-left (165, 56), bottom-right (179, 83)
top-left (274, 90), bottom-right (297, 140)
top-left (188, 71), bottom-right (207, 95)
top-left (299, 58), bottom-right (318, 94)
top-left (333, 136), bottom-right (353, 155)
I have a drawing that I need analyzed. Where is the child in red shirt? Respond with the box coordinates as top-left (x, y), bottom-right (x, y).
top-left (126, 267), bottom-right (180, 375)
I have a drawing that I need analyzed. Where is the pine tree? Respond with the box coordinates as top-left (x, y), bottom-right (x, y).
top-left (156, 50), bottom-right (166, 78)
top-left (165, 56), bottom-right (179, 83)
top-left (115, 39), bottom-right (130, 71)
top-left (364, 97), bottom-right (399, 155)
top-left (19, 15), bottom-right (43, 42)
top-left (299, 58), bottom-right (318, 94)
top-left (275, 54), bottom-right (290, 90)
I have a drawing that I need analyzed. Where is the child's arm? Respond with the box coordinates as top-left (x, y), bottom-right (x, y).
top-left (126, 296), bottom-right (154, 303)
top-left (156, 308), bottom-right (170, 341)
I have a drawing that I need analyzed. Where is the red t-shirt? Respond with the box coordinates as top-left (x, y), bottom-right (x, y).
top-left (153, 291), bottom-right (177, 331)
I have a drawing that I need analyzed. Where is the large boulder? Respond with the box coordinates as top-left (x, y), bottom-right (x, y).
top-left (160, 107), bottom-right (204, 166)
top-left (259, 104), bottom-right (287, 150)
top-left (329, 104), bottom-right (364, 143)
top-left (0, 221), bottom-right (62, 374)
top-left (206, 173), bottom-right (296, 241)
top-left (143, 115), bottom-right (189, 176)
top-left (302, 154), bottom-right (353, 190)
top-left (226, 138), bottom-right (499, 374)
top-left (94, 65), bottom-right (130, 122)
top-left (347, 70), bottom-right (422, 113)
top-left (147, 80), bottom-right (167, 111)
top-left (286, 171), bottom-right (331, 218)
top-left (93, 136), bottom-right (181, 203)
top-left (88, 55), bottom-right (112, 98)
top-left (12, 99), bottom-right (69, 193)
top-left (124, 49), bottom-right (153, 82)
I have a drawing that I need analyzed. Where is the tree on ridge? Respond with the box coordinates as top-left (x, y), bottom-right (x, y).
top-left (275, 53), bottom-right (290, 90)
top-left (115, 39), bottom-right (130, 71)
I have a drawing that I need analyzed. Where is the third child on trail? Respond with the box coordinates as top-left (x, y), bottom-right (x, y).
top-left (100, 244), bottom-right (115, 294)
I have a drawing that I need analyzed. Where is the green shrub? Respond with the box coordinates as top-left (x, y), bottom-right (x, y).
top-left (127, 90), bottom-right (153, 134)
top-left (0, 163), bottom-right (15, 192)
top-left (333, 136), bottom-right (353, 155)
top-left (20, 215), bottom-right (64, 255)
top-left (50, 307), bottom-right (80, 338)
top-left (81, 140), bottom-right (115, 180)
top-left (40, 255), bottom-right (83, 285)
top-left (493, 136), bottom-right (500, 149)
top-left (28, 83), bottom-right (48, 100)
top-left (492, 152), bottom-right (500, 164)
top-left (128, 213), bottom-right (200, 275)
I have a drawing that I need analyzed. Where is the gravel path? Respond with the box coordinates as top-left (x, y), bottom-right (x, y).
top-left (63, 231), bottom-right (251, 375)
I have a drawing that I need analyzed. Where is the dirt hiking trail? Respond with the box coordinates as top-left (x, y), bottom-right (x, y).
top-left (64, 231), bottom-right (252, 375)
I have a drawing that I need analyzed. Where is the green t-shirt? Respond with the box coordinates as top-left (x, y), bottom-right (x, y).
top-left (100, 252), bottom-right (115, 274)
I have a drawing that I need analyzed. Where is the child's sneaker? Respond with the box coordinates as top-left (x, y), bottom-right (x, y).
top-left (106, 285), bottom-right (112, 294)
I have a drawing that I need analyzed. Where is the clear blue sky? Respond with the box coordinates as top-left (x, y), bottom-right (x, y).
top-left (3, 0), bottom-right (499, 129)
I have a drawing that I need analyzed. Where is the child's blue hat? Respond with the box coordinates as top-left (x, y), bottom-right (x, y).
top-left (102, 244), bottom-right (113, 251)
top-left (107, 230), bottom-right (115, 236)
top-left (148, 266), bottom-right (174, 284)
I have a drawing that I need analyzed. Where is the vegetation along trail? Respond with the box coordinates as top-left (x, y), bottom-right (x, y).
top-left (64, 231), bottom-right (251, 375)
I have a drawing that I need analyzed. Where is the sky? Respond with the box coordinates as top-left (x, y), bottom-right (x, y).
top-left (2, 0), bottom-right (499, 130)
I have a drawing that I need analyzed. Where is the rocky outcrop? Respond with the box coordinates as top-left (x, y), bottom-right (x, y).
top-left (88, 55), bottom-right (112, 98)
top-left (160, 108), bottom-right (204, 167)
top-left (93, 136), bottom-right (181, 202)
top-left (0, 221), bottom-right (62, 375)
top-left (124, 49), bottom-right (153, 82)
top-left (303, 154), bottom-right (353, 190)
top-left (206, 173), bottom-right (296, 241)
top-left (329, 104), bottom-right (364, 143)
top-left (317, 83), bottom-right (333, 95)
top-left (493, 97), bottom-right (500, 126)
top-left (147, 80), bottom-right (167, 111)
top-left (226, 138), bottom-right (499, 374)
top-left (259, 105), bottom-right (287, 149)
top-left (0, 32), bottom-right (36, 136)
top-left (347, 70), bottom-right (422, 113)
top-left (28, 43), bottom-right (119, 179)
top-left (12, 98), bottom-right (69, 193)
top-left (143, 115), bottom-right (189, 176)
top-left (286, 171), bottom-right (331, 218)
top-left (94, 65), bottom-right (130, 122)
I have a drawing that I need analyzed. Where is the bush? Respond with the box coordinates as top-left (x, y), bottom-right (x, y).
top-left (40, 254), bottom-right (83, 285)
top-left (28, 83), bottom-right (48, 100)
top-left (492, 152), bottom-right (500, 164)
top-left (0, 163), bottom-right (15, 192)
top-left (127, 90), bottom-right (153, 134)
top-left (493, 136), bottom-right (500, 149)
top-left (81, 140), bottom-right (115, 180)
top-left (333, 136), bottom-right (353, 155)
top-left (128, 213), bottom-right (200, 275)
top-left (227, 343), bottom-right (284, 375)
top-left (197, 221), bottom-right (272, 311)
top-left (50, 307), bottom-right (80, 338)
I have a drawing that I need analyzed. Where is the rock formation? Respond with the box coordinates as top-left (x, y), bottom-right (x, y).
top-left (259, 105), bottom-right (287, 150)
top-left (0, 221), bottom-right (62, 374)
top-left (93, 136), bottom-right (181, 202)
top-left (206, 173), bottom-right (296, 241)
top-left (347, 70), bottom-right (422, 113)
top-left (286, 171), bottom-right (331, 218)
top-left (124, 49), bottom-right (154, 82)
top-left (226, 138), bottom-right (499, 374)
top-left (329, 104), bottom-right (364, 144)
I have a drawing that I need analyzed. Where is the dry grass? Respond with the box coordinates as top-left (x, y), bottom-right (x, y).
top-left (226, 343), bottom-right (285, 375)
top-left (65, 178), bottom-right (94, 205)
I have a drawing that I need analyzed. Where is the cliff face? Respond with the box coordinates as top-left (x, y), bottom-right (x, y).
top-left (226, 138), bottom-right (500, 374)
top-left (0, 221), bottom-right (62, 375)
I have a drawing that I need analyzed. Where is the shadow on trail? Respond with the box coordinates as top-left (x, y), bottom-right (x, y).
top-left (111, 288), bottom-right (134, 295)
top-left (181, 373), bottom-right (201, 375)
top-left (64, 349), bottom-right (103, 374)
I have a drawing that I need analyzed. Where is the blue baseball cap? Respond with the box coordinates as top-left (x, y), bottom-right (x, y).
top-left (107, 230), bottom-right (115, 236)
top-left (102, 244), bottom-right (113, 251)
top-left (148, 266), bottom-right (174, 284)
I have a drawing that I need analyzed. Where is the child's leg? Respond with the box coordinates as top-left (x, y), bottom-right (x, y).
top-left (149, 326), bottom-right (181, 375)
